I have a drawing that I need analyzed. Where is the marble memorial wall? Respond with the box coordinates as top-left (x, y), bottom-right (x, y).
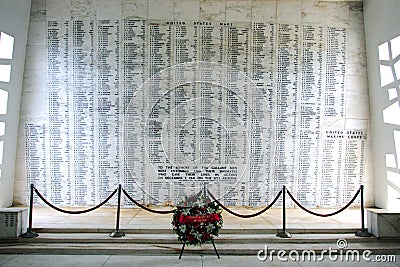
top-left (14, 0), bottom-right (371, 207)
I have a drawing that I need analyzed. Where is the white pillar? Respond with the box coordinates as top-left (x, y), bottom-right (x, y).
top-left (364, 0), bottom-right (400, 209)
top-left (0, 0), bottom-right (31, 207)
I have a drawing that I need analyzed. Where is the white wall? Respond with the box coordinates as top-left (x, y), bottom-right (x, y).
top-left (0, 0), bottom-right (31, 207)
top-left (364, 0), bottom-right (400, 209)
top-left (14, 0), bottom-right (372, 208)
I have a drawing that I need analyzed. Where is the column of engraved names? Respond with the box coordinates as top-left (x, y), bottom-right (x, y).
top-left (320, 130), bottom-right (343, 207)
top-left (71, 20), bottom-right (95, 205)
top-left (47, 20), bottom-right (71, 205)
top-left (147, 21), bottom-right (173, 204)
top-left (171, 21), bottom-right (198, 201)
top-left (296, 25), bottom-right (323, 206)
top-left (274, 24), bottom-right (299, 195)
top-left (324, 27), bottom-right (346, 117)
top-left (173, 22), bottom-right (190, 167)
top-left (213, 22), bottom-right (243, 205)
top-left (251, 22), bottom-right (276, 202)
top-left (342, 130), bottom-right (365, 205)
top-left (251, 23), bottom-right (274, 206)
top-left (199, 21), bottom-right (221, 169)
top-left (319, 27), bottom-right (347, 206)
top-left (25, 124), bottom-right (47, 202)
top-left (232, 23), bottom-right (252, 206)
top-left (96, 19), bottom-right (120, 203)
top-left (197, 22), bottom-right (228, 200)
top-left (122, 19), bottom-right (146, 201)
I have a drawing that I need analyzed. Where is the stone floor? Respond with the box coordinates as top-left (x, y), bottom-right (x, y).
top-left (0, 254), bottom-right (399, 267)
top-left (3, 206), bottom-right (397, 266)
top-left (30, 206), bottom-right (362, 232)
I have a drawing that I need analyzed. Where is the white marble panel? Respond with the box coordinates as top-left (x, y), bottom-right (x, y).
top-left (22, 68), bottom-right (46, 94)
top-left (345, 119), bottom-right (368, 130)
top-left (200, 0), bottom-right (225, 21)
top-left (325, 1), bottom-right (349, 27)
top-left (30, 0), bottom-right (46, 22)
top-left (226, 0), bottom-right (251, 22)
top-left (320, 117), bottom-right (345, 129)
top-left (347, 28), bottom-right (367, 77)
top-left (301, 1), bottom-right (325, 25)
top-left (21, 73), bottom-right (47, 118)
top-left (174, 0), bottom-right (200, 21)
top-left (12, 180), bottom-right (27, 206)
top-left (46, 0), bottom-right (71, 20)
top-left (346, 75), bottom-right (369, 99)
top-left (71, 0), bottom-right (95, 19)
top-left (364, 183), bottom-right (374, 207)
top-left (122, 0), bottom-right (148, 18)
top-left (13, 137), bottom-right (27, 205)
top-left (0, 208), bottom-right (28, 238)
top-left (277, 0), bottom-right (301, 25)
top-left (368, 209), bottom-right (400, 237)
top-left (349, 1), bottom-right (364, 30)
top-left (252, 0), bottom-right (276, 23)
top-left (346, 97), bottom-right (370, 120)
top-left (148, 0), bottom-right (174, 20)
top-left (97, 0), bottom-right (122, 19)
top-left (24, 45), bottom-right (47, 71)
top-left (27, 21), bottom-right (46, 46)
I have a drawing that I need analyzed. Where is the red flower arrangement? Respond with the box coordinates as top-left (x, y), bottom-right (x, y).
top-left (172, 194), bottom-right (223, 246)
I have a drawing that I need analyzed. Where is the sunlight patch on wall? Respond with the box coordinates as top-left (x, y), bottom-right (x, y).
top-left (386, 154), bottom-right (397, 168)
top-left (388, 88), bottom-right (398, 100)
top-left (379, 35), bottom-right (400, 208)
top-left (383, 102), bottom-right (400, 125)
top-left (387, 171), bottom-right (400, 188)
top-left (0, 89), bottom-right (8, 114)
top-left (0, 141), bottom-right (3, 164)
top-left (390, 36), bottom-right (400, 59)
top-left (394, 130), bottom-right (400, 168)
top-left (0, 65), bottom-right (11, 83)
top-left (378, 42), bottom-right (390, 60)
top-left (0, 122), bottom-right (5, 136)
top-left (0, 32), bottom-right (14, 59)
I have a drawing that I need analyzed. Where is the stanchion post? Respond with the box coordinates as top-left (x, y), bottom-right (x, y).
top-left (356, 185), bottom-right (372, 237)
top-left (109, 184), bottom-right (125, 238)
top-left (276, 185), bottom-right (291, 238)
top-left (21, 184), bottom-right (39, 238)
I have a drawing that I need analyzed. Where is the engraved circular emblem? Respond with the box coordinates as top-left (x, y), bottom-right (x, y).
top-left (125, 61), bottom-right (273, 206)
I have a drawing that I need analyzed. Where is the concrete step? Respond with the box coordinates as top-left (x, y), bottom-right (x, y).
top-left (31, 227), bottom-right (361, 235)
top-left (2, 232), bottom-right (400, 256)
top-left (1, 239), bottom-right (400, 256)
top-left (1, 233), bottom-right (376, 244)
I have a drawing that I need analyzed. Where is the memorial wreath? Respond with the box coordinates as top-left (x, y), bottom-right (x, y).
top-left (172, 194), bottom-right (223, 246)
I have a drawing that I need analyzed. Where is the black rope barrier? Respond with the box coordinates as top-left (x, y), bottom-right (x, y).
top-left (122, 189), bottom-right (174, 214)
top-left (22, 182), bottom-right (372, 241)
top-left (34, 187), bottom-right (118, 214)
top-left (208, 190), bottom-right (282, 218)
top-left (287, 187), bottom-right (361, 217)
